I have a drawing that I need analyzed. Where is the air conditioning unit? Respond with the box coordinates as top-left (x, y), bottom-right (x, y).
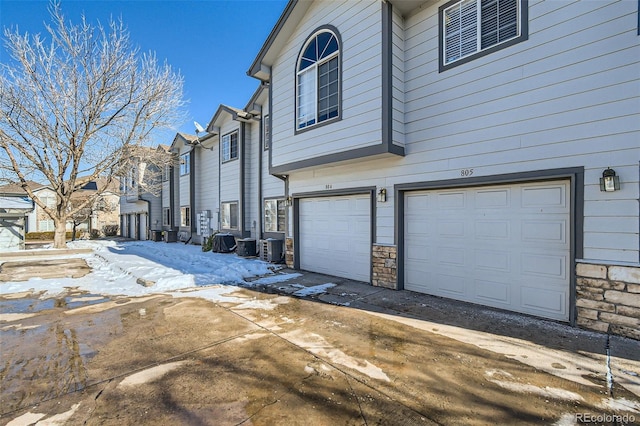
top-left (260, 238), bottom-right (283, 263)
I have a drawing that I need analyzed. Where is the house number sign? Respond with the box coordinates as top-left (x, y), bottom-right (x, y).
top-left (460, 169), bottom-right (474, 177)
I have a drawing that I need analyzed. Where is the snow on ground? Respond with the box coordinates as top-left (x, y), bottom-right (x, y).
top-left (0, 240), bottom-right (280, 299)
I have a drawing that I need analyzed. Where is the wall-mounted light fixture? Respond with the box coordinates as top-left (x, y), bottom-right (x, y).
top-left (284, 196), bottom-right (292, 206)
top-left (377, 187), bottom-right (387, 203)
top-left (599, 168), bottom-right (620, 192)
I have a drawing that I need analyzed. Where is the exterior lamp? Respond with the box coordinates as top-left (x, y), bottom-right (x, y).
top-left (599, 168), bottom-right (620, 192)
top-left (284, 196), bottom-right (292, 206)
top-left (377, 187), bottom-right (387, 203)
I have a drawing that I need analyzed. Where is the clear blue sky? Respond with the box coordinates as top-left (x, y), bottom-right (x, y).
top-left (0, 0), bottom-right (287, 138)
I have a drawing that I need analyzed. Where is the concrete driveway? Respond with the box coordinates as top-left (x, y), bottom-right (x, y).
top-left (1, 261), bottom-right (639, 425)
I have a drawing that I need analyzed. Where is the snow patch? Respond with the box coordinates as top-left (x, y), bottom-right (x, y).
top-left (487, 379), bottom-right (584, 402)
top-left (599, 397), bottom-right (640, 413)
top-left (118, 361), bottom-right (188, 388)
top-left (292, 283), bottom-right (336, 297)
top-left (281, 330), bottom-right (390, 382)
top-left (248, 273), bottom-right (302, 285)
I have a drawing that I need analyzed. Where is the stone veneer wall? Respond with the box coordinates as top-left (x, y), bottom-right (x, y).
top-left (576, 263), bottom-right (640, 340)
top-left (285, 237), bottom-right (294, 268)
top-left (372, 244), bottom-right (397, 289)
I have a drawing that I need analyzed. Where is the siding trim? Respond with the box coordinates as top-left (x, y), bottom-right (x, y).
top-left (395, 167), bottom-right (584, 325)
top-left (271, 143), bottom-right (404, 175)
top-left (292, 186), bottom-right (376, 283)
top-left (382, 0), bottom-right (393, 149)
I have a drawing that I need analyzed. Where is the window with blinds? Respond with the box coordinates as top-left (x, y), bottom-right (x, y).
top-left (442, 0), bottom-right (524, 69)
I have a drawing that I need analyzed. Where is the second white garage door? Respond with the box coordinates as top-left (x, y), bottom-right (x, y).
top-left (404, 180), bottom-right (570, 321)
top-left (299, 195), bottom-right (371, 282)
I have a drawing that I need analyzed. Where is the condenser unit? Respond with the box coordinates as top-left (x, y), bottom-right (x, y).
top-left (260, 238), bottom-right (283, 263)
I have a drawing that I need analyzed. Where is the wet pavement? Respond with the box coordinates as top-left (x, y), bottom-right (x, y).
top-left (1, 260), bottom-right (639, 425)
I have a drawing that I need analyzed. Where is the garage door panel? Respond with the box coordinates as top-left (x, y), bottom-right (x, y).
top-left (438, 221), bottom-right (465, 237)
top-left (521, 185), bottom-right (567, 209)
top-left (437, 192), bottom-right (466, 210)
top-left (437, 247), bottom-right (465, 267)
top-left (475, 250), bottom-right (511, 272)
top-left (299, 195), bottom-right (371, 282)
top-left (405, 180), bottom-right (570, 322)
top-left (475, 279), bottom-right (510, 304)
top-left (521, 253), bottom-right (567, 280)
top-left (475, 188), bottom-right (510, 208)
top-left (437, 274), bottom-right (466, 295)
top-left (476, 220), bottom-right (510, 239)
top-left (521, 286), bottom-right (566, 317)
top-left (521, 220), bottom-right (567, 243)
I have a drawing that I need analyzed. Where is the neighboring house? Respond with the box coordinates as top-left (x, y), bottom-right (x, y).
top-left (0, 181), bottom-right (41, 233)
top-left (0, 193), bottom-right (33, 251)
top-left (166, 133), bottom-right (199, 243)
top-left (245, 0), bottom-right (640, 337)
top-left (0, 179), bottom-right (119, 238)
top-left (119, 147), bottom-right (165, 240)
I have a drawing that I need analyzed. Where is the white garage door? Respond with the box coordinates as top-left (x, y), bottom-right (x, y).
top-left (0, 218), bottom-right (22, 251)
top-left (299, 195), bottom-right (371, 282)
top-left (405, 180), bottom-right (570, 321)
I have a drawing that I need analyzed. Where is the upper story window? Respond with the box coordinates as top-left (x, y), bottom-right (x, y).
top-left (163, 164), bottom-right (170, 182)
top-left (263, 115), bottom-right (270, 151)
top-left (440, 0), bottom-right (527, 71)
top-left (180, 153), bottom-right (190, 175)
top-left (222, 131), bottom-right (238, 162)
top-left (296, 27), bottom-right (341, 131)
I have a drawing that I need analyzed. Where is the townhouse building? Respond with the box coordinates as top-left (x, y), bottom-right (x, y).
top-left (162, 84), bottom-right (286, 249)
top-left (119, 147), bottom-right (164, 240)
top-left (244, 0), bottom-right (640, 338)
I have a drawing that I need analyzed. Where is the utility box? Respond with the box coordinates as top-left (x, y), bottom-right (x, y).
top-left (164, 230), bottom-right (177, 243)
top-left (260, 238), bottom-right (283, 263)
top-left (151, 231), bottom-right (163, 242)
top-left (236, 238), bottom-right (257, 257)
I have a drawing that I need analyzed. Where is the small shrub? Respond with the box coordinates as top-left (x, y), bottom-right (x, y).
top-left (102, 224), bottom-right (119, 236)
top-left (89, 229), bottom-right (101, 239)
top-left (26, 231), bottom-right (81, 240)
top-left (202, 233), bottom-right (216, 252)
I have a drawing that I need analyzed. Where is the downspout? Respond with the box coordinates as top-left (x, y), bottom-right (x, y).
top-left (240, 122), bottom-right (246, 237)
top-left (169, 160), bottom-right (176, 230)
top-left (257, 115), bottom-right (263, 240)
top-left (190, 147), bottom-right (197, 236)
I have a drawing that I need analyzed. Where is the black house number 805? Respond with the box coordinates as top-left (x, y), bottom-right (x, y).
top-left (461, 169), bottom-right (474, 177)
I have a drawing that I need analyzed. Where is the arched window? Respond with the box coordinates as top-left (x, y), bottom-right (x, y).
top-left (296, 28), bottom-right (340, 130)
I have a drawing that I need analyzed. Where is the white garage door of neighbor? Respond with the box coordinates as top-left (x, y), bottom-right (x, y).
top-left (0, 219), bottom-right (21, 251)
top-left (405, 180), bottom-right (570, 321)
top-left (299, 195), bottom-right (371, 282)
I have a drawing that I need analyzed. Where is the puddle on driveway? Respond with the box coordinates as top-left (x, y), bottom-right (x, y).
top-left (0, 291), bottom-right (160, 416)
top-left (0, 293), bottom-right (110, 315)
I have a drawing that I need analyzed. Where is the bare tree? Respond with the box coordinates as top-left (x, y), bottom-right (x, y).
top-left (0, 1), bottom-right (185, 247)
